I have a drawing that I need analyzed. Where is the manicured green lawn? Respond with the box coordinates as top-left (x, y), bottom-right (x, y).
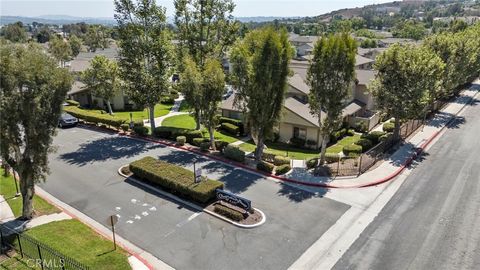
top-left (23, 219), bottom-right (131, 270)
top-left (326, 134), bottom-right (361, 154)
top-left (72, 103), bottom-right (172, 122)
top-left (0, 169), bottom-right (59, 218)
top-left (213, 130), bottom-right (239, 143)
top-left (0, 255), bottom-right (37, 270)
top-left (238, 141), bottom-right (321, 160)
top-left (162, 114), bottom-right (196, 129)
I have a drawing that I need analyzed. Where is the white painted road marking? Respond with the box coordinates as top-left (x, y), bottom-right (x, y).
top-left (176, 212), bottom-right (201, 228)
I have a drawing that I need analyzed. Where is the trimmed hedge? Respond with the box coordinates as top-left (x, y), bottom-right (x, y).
top-left (261, 151), bottom-right (276, 163)
top-left (306, 158), bottom-right (318, 169)
top-left (383, 122), bottom-right (395, 133)
top-left (153, 127), bottom-right (203, 143)
top-left (224, 144), bottom-right (245, 162)
top-left (200, 141), bottom-right (210, 151)
top-left (289, 137), bottom-right (306, 148)
top-left (129, 157), bottom-right (224, 203)
top-left (257, 161), bottom-right (274, 173)
top-left (343, 144), bottom-right (362, 157)
top-left (120, 123), bottom-right (129, 132)
top-left (330, 128), bottom-right (347, 143)
top-left (379, 133), bottom-right (393, 142)
top-left (176, 136), bottom-right (186, 146)
top-left (355, 138), bottom-right (373, 152)
top-left (214, 204), bottom-right (244, 222)
top-left (192, 137), bottom-right (207, 146)
top-left (219, 117), bottom-right (244, 135)
top-left (133, 126), bottom-right (149, 136)
top-left (275, 164), bottom-right (291, 175)
top-left (65, 99), bottom-right (80, 107)
top-left (274, 155), bottom-right (291, 166)
top-left (221, 122), bottom-right (239, 136)
top-left (324, 153), bottom-right (340, 164)
top-left (361, 131), bottom-right (386, 144)
top-left (63, 106), bottom-right (126, 128)
top-left (214, 140), bottom-right (229, 152)
top-left (347, 129), bottom-right (356, 136)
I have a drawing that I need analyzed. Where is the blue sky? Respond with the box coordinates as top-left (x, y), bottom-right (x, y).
top-left (1, 0), bottom-right (393, 18)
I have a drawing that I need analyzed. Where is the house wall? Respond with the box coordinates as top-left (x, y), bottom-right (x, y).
top-left (71, 93), bottom-right (90, 107)
top-left (279, 109), bottom-right (321, 148)
top-left (354, 85), bottom-right (375, 110)
top-left (111, 93), bottom-right (125, 110)
top-left (221, 109), bottom-right (243, 120)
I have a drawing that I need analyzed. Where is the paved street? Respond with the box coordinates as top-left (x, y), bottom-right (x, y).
top-left (41, 127), bottom-right (349, 270)
top-left (333, 94), bottom-right (480, 270)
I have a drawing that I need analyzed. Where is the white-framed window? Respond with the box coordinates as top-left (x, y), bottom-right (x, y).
top-left (293, 127), bottom-right (307, 140)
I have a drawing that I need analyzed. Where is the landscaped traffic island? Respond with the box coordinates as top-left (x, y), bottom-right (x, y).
top-left (122, 157), bottom-right (265, 227)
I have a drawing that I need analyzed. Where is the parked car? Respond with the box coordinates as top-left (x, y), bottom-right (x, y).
top-left (58, 113), bottom-right (78, 128)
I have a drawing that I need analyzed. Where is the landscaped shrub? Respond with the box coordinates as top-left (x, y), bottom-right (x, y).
top-left (63, 106), bottom-right (126, 128)
top-left (133, 126), bottom-right (149, 136)
top-left (130, 157), bottom-right (224, 203)
top-left (343, 144), bottom-right (362, 157)
top-left (214, 204), bottom-right (244, 222)
top-left (355, 138), bottom-right (373, 152)
top-left (184, 130), bottom-right (203, 143)
top-left (261, 151), bottom-right (276, 163)
top-left (65, 99), bottom-right (80, 107)
top-left (275, 164), bottom-right (291, 175)
top-left (362, 131), bottom-right (386, 144)
top-left (306, 139), bottom-right (317, 147)
top-left (353, 122), bottom-right (368, 133)
top-left (214, 140), bottom-right (229, 152)
top-left (330, 128), bottom-right (347, 143)
top-left (192, 137), bottom-right (207, 146)
top-left (176, 136), bottom-right (186, 146)
top-left (257, 161), bottom-right (274, 173)
top-left (383, 122), bottom-right (395, 132)
top-left (289, 137), bottom-right (306, 148)
top-left (153, 127), bottom-right (202, 143)
top-left (133, 121), bottom-right (144, 127)
top-left (347, 129), bottom-right (356, 136)
top-left (153, 127), bottom-right (172, 139)
top-left (324, 153), bottom-right (340, 164)
top-left (224, 144), bottom-right (246, 162)
top-left (379, 133), bottom-right (393, 142)
top-left (221, 122), bottom-right (239, 136)
top-left (306, 158), bottom-right (318, 169)
top-left (161, 96), bottom-right (175, 104)
top-left (200, 141), bottom-right (210, 151)
top-left (120, 123), bottom-right (129, 132)
top-left (219, 117), bottom-right (244, 134)
top-left (274, 155), bottom-right (291, 166)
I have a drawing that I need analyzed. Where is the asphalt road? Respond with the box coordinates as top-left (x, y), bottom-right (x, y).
top-left (333, 94), bottom-right (480, 270)
top-left (41, 127), bottom-right (349, 270)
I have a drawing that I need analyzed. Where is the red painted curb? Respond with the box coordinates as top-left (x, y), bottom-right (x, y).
top-left (34, 190), bottom-right (155, 270)
top-left (77, 89), bottom-right (476, 190)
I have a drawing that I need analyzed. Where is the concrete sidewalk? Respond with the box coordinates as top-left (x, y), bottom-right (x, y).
top-left (285, 79), bottom-right (480, 188)
top-left (144, 95), bottom-right (189, 128)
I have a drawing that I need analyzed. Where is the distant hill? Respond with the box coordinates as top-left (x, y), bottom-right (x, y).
top-left (0, 15), bottom-right (116, 25)
top-left (0, 15), bottom-right (298, 26)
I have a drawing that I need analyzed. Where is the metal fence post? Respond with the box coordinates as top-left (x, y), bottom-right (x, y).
top-left (37, 245), bottom-right (44, 270)
top-left (17, 234), bottom-right (23, 258)
top-left (358, 155), bottom-right (363, 175)
top-left (0, 230), bottom-right (3, 254)
top-left (336, 157), bottom-right (340, 175)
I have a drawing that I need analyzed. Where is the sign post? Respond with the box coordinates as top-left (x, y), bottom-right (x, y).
top-left (107, 215), bottom-right (118, 250)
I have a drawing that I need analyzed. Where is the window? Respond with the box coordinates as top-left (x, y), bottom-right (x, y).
top-left (293, 127), bottom-right (307, 140)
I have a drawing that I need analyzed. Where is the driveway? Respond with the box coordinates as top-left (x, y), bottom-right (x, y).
top-left (41, 127), bottom-right (349, 270)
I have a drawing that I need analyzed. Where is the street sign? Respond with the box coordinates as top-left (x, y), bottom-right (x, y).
top-left (194, 169), bottom-right (202, 183)
top-left (216, 189), bottom-right (251, 211)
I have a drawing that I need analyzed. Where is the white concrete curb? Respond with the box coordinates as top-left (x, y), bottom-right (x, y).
top-left (117, 165), bottom-right (266, 229)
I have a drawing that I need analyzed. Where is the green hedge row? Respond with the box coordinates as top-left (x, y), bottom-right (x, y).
top-left (275, 164), bottom-right (291, 175)
top-left (343, 144), bottom-right (362, 157)
top-left (214, 204), bottom-right (244, 222)
top-left (274, 156), bottom-right (291, 166)
top-left (224, 144), bottom-right (246, 162)
top-left (257, 161), bottom-right (274, 173)
top-left (153, 127), bottom-right (203, 143)
top-left (219, 117), bottom-right (244, 134)
top-left (129, 157), bottom-right (224, 203)
top-left (63, 106), bottom-right (126, 128)
top-left (220, 122), bottom-right (239, 136)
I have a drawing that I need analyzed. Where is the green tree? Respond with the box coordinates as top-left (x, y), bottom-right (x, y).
top-left (230, 27), bottom-right (293, 160)
top-left (81, 55), bottom-right (120, 115)
top-left (69, 35), bottom-right (82, 58)
top-left (115, 0), bottom-right (173, 131)
top-left (0, 43), bottom-right (72, 219)
top-left (84, 25), bottom-right (110, 52)
top-left (307, 33), bottom-right (356, 166)
top-left (174, 0), bottom-right (239, 129)
top-left (371, 44), bottom-right (436, 140)
top-left (1, 22), bottom-right (27, 43)
top-left (35, 26), bottom-right (51, 43)
top-left (202, 59), bottom-right (226, 149)
top-left (49, 36), bottom-right (72, 68)
top-left (392, 20), bottom-right (426, 40)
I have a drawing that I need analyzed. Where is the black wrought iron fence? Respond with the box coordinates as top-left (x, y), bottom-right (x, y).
top-left (0, 225), bottom-right (89, 270)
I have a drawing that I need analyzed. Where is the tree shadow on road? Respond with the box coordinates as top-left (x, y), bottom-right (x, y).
top-left (425, 111), bottom-right (466, 129)
top-left (58, 136), bottom-right (162, 166)
top-left (276, 182), bottom-right (327, 203)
